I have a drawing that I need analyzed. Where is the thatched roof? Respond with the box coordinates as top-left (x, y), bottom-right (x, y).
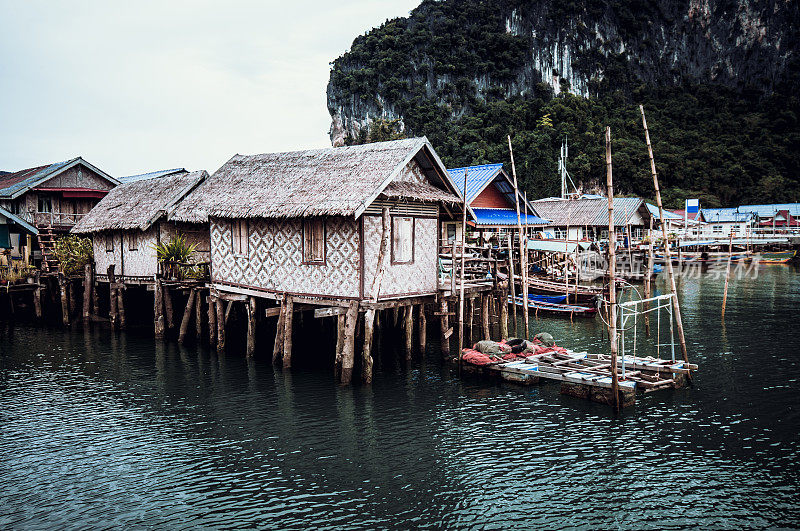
top-left (532, 197), bottom-right (649, 227)
top-left (170, 137), bottom-right (462, 221)
top-left (72, 170), bottom-right (208, 233)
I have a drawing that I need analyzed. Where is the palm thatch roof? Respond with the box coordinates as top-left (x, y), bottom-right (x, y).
top-left (72, 170), bottom-right (208, 234)
top-left (532, 197), bottom-right (649, 227)
top-left (170, 137), bottom-right (462, 222)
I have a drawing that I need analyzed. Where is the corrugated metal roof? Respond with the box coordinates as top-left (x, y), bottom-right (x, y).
top-left (737, 203), bottom-right (800, 217)
top-left (471, 208), bottom-right (548, 227)
top-left (646, 203), bottom-right (683, 220)
top-left (699, 208), bottom-right (754, 223)
top-left (119, 168), bottom-right (187, 183)
top-left (447, 164), bottom-right (504, 203)
top-left (0, 205), bottom-right (38, 235)
top-left (531, 197), bottom-right (646, 227)
top-left (0, 159), bottom-right (75, 197)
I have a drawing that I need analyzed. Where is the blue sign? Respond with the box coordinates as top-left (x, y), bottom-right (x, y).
top-left (686, 199), bottom-right (699, 214)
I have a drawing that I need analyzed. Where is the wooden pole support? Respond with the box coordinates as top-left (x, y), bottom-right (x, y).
top-left (164, 285), bottom-right (175, 331)
top-left (722, 231), bottom-right (734, 318)
top-left (246, 296), bottom-right (257, 357)
top-left (340, 301), bottom-right (359, 385)
top-left (108, 265), bottom-right (118, 329)
top-left (58, 272), bottom-right (70, 326)
top-left (499, 284), bottom-right (509, 339)
top-left (83, 263), bottom-right (93, 320)
top-left (439, 297), bottom-right (450, 357)
top-left (215, 295), bottom-right (225, 353)
top-left (117, 285), bottom-right (126, 329)
top-left (272, 294), bottom-right (287, 365)
top-left (282, 296), bottom-right (294, 368)
top-left (335, 312), bottom-right (345, 377)
top-left (418, 304), bottom-right (427, 354)
top-left (605, 126), bottom-right (620, 413)
top-left (154, 278), bottom-right (165, 339)
top-left (179, 288), bottom-right (197, 344)
top-left (207, 295), bottom-right (217, 346)
top-left (33, 270), bottom-right (42, 320)
top-left (195, 289), bottom-right (203, 339)
top-left (404, 304), bottom-right (413, 360)
top-left (640, 105), bottom-right (691, 377)
top-left (362, 308), bottom-right (376, 383)
top-left (481, 293), bottom-right (490, 340)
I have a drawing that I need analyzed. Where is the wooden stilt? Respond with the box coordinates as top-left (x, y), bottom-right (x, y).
top-left (68, 278), bottom-right (77, 321)
top-left (208, 295), bottom-right (217, 346)
top-left (164, 285), bottom-right (175, 331)
top-left (83, 263), bottom-right (93, 320)
top-left (282, 296), bottom-right (294, 368)
top-left (117, 286), bottom-right (126, 329)
top-left (640, 105), bottom-right (691, 376)
top-left (108, 266), bottom-right (119, 329)
top-left (215, 295), bottom-right (225, 353)
top-left (91, 264), bottom-right (99, 317)
top-left (644, 217), bottom-right (654, 336)
top-left (481, 293), bottom-right (490, 340)
top-left (335, 312), bottom-right (345, 377)
top-left (59, 272), bottom-right (70, 326)
top-left (507, 235), bottom-right (518, 337)
top-left (417, 304), bottom-right (426, 354)
top-left (722, 231), bottom-right (734, 318)
top-left (605, 126), bottom-right (620, 413)
top-left (439, 297), bottom-right (450, 357)
top-left (392, 306), bottom-right (399, 328)
top-left (508, 135), bottom-right (529, 340)
top-left (179, 288), bottom-right (197, 344)
top-left (499, 284), bottom-right (509, 339)
top-left (33, 271), bottom-right (42, 320)
top-left (340, 301), bottom-right (359, 385)
top-left (272, 295), bottom-right (287, 365)
top-left (404, 304), bottom-right (413, 360)
top-left (362, 309), bottom-right (376, 383)
top-left (466, 296), bottom-right (474, 345)
top-left (154, 278), bottom-right (165, 339)
top-left (457, 169), bottom-right (468, 355)
top-left (195, 289), bottom-right (203, 339)
top-left (246, 296), bottom-right (257, 358)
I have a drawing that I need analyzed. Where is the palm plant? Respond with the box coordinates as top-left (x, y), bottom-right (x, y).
top-left (154, 235), bottom-right (197, 279)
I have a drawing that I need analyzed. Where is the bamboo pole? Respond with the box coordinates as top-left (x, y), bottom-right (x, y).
top-left (506, 233), bottom-right (517, 337)
top-left (508, 135), bottom-right (529, 340)
top-left (722, 231), bottom-right (734, 318)
top-left (458, 170), bottom-right (468, 354)
top-left (499, 283), bottom-right (509, 339)
top-left (605, 126), bottom-right (620, 413)
top-left (645, 217), bottom-right (654, 336)
top-left (640, 105), bottom-right (691, 374)
top-left (481, 293), bottom-right (490, 340)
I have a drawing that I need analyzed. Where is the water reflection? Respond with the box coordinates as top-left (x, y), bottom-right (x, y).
top-left (0, 266), bottom-right (799, 527)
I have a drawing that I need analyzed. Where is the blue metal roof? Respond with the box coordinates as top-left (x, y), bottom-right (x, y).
top-left (472, 208), bottom-right (548, 227)
top-left (737, 203), bottom-right (800, 217)
top-left (0, 205), bottom-right (38, 235)
top-left (0, 159), bottom-right (74, 197)
top-left (119, 168), bottom-right (187, 183)
top-left (447, 164), bottom-right (504, 203)
top-left (645, 203), bottom-right (683, 220)
top-left (700, 208), bottom-right (754, 223)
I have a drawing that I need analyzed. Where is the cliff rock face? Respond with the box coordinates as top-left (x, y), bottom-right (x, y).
top-left (327, 0), bottom-right (799, 145)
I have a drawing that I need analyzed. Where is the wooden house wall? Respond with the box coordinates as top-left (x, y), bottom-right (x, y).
top-left (93, 232), bottom-right (122, 278)
top-left (362, 201), bottom-right (439, 299)
top-left (93, 228), bottom-right (158, 279)
top-left (210, 216), bottom-right (361, 298)
top-left (38, 165), bottom-right (115, 191)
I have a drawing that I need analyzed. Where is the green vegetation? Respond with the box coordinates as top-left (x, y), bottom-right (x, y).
top-left (52, 235), bottom-right (93, 276)
top-left (154, 235), bottom-right (198, 280)
top-left (329, 0), bottom-right (800, 207)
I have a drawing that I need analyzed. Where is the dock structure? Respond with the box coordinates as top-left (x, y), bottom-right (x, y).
top-left (462, 346), bottom-right (696, 408)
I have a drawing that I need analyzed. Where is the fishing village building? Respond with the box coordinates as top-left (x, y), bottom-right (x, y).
top-left (444, 163), bottom-right (547, 243)
top-left (0, 157), bottom-right (118, 270)
top-left (693, 208), bottom-right (755, 238)
top-left (72, 169), bottom-right (210, 282)
top-left (531, 196), bottom-right (651, 245)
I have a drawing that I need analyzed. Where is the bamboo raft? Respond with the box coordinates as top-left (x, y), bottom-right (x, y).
top-left (462, 347), bottom-right (696, 408)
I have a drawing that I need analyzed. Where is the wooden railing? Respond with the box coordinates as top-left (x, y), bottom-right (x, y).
top-left (21, 211), bottom-right (87, 227)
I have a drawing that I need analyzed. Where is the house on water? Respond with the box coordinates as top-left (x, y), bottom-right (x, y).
top-left (0, 157), bottom-right (118, 270)
top-left (444, 163), bottom-right (548, 244)
top-left (173, 137), bottom-right (463, 302)
top-left (72, 169), bottom-right (210, 282)
top-left (531, 196), bottom-right (652, 245)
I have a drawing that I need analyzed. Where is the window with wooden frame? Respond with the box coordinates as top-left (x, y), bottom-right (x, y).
top-left (303, 218), bottom-right (325, 264)
top-left (231, 219), bottom-right (248, 257)
top-left (37, 196), bottom-right (52, 213)
top-left (127, 232), bottom-right (137, 251)
top-left (391, 216), bottom-right (414, 264)
top-left (105, 234), bottom-right (114, 252)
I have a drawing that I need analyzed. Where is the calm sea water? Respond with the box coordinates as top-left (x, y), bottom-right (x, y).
top-left (1, 265), bottom-right (799, 529)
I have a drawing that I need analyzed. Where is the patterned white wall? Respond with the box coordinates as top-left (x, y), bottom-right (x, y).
top-left (362, 215), bottom-right (438, 298)
top-left (211, 216), bottom-right (361, 298)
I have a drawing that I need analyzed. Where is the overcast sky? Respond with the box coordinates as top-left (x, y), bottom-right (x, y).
top-left (0, 0), bottom-right (420, 177)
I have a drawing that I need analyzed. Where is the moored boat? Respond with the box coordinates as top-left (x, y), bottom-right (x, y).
top-left (509, 294), bottom-right (597, 318)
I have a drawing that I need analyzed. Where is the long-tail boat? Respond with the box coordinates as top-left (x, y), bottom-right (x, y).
top-left (758, 250), bottom-right (796, 263)
top-left (509, 294), bottom-right (598, 318)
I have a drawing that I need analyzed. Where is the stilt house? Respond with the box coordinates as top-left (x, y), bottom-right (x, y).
top-left (0, 157), bottom-right (118, 270)
top-left (445, 163), bottom-right (547, 243)
top-left (72, 170), bottom-right (209, 282)
top-left (172, 137), bottom-right (463, 301)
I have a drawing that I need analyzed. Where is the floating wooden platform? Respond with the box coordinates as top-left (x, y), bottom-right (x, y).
top-left (462, 347), bottom-right (696, 408)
